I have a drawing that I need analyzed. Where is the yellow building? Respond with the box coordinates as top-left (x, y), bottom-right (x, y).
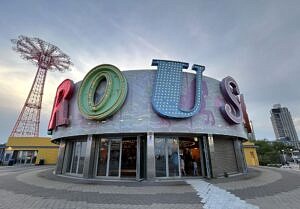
top-left (4, 137), bottom-right (59, 165)
top-left (243, 141), bottom-right (259, 166)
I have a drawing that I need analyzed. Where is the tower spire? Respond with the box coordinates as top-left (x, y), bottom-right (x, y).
top-left (10, 35), bottom-right (72, 137)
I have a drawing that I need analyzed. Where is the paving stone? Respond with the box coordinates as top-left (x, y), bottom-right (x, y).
top-left (210, 166), bottom-right (300, 209)
top-left (2, 166), bottom-right (300, 209)
top-left (0, 166), bottom-right (204, 208)
top-left (186, 179), bottom-right (259, 209)
top-left (210, 167), bottom-right (282, 190)
top-left (225, 167), bottom-right (300, 199)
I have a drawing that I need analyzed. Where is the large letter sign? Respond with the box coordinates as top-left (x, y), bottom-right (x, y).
top-left (48, 59), bottom-right (251, 137)
top-left (219, 76), bottom-right (242, 124)
top-left (48, 79), bottom-right (74, 134)
top-left (240, 94), bottom-right (252, 133)
top-left (77, 64), bottom-right (127, 120)
top-left (152, 59), bottom-right (205, 118)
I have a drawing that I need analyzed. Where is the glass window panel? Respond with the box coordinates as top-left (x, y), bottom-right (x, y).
top-left (66, 142), bottom-right (74, 173)
top-left (17, 151), bottom-right (22, 164)
top-left (78, 141), bottom-right (86, 174)
top-left (26, 151), bottom-right (34, 164)
top-left (71, 142), bottom-right (80, 173)
top-left (5, 154), bottom-right (10, 161)
top-left (155, 138), bottom-right (166, 177)
top-left (109, 139), bottom-right (121, 176)
top-left (167, 138), bottom-right (179, 177)
top-left (21, 151), bottom-right (26, 164)
top-left (97, 139), bottom-right (109, 176)
top-left (32, 151), bottom-right (37, 164)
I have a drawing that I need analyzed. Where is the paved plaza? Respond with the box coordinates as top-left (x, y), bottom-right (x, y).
top-left (0, 166), bottom-right (299, 209)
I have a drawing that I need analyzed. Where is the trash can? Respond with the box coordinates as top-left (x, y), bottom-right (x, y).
top-left (38, 159), bottom-right (45, 165)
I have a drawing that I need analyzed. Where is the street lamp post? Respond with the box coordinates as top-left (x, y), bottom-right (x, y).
top-left (282, 149), bottom-right (287, 165)
top-left (290, 149), bottom-right (295, 163)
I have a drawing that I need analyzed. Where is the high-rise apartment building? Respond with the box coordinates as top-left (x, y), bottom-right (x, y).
top-left (270, 104), bottom-right (300, 149)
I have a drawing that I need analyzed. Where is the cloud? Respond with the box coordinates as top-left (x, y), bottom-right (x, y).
top-left (294, 118), bottom-right (300, 133)
top-left (1, 0), bottom-right (300, 143)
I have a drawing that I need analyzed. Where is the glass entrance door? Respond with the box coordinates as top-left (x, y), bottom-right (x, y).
top-left (155, 137), bottom-right (180, 177)
top-left (96, 138), bottom-right (122, 177)
top-left (96, 137), bottom-right (138, 178)
top-left (179, 137), bottom-right (202, 176)
top-left (96, 138), bottom-right (109, 176)
top-left (121, 138), bottom-right (137, 177)
top-left (108, 139), bottom-right (121, 176)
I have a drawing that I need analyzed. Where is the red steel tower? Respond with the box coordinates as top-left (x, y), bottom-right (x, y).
top-left (10, 35), bottom-right (72, 137)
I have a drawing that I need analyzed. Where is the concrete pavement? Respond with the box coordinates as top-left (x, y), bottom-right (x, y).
top-left (210, 167), bottom-right (300, 209)
top-left (0, 166), bottom-right (203, 209)
top-left (0, 166), bottom-right (300, 209)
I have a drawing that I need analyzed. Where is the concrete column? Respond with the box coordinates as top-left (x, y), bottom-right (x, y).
top-left (55, 140), bottom-right (66, 175)
top-left (83, 135), bottom-right (96, 178)
top-left (202, 135), bottom-right (211, 178)
top-left (207, 134), bottom-right (216, 178)
top-left (146, 132), bottom-right (155, 179)
top-left (234, 138), bottom-right (247, 173)
top-left (199, 137), bottom-right (206, 177)
top-left (136, 136), bottom-right (141, 180)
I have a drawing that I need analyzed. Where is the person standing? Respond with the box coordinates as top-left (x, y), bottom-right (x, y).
top-left (180, 156), bottom-right (186, 176)
top-left (193, 159), bottom-right (198, 176)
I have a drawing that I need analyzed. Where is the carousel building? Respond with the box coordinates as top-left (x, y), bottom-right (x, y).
top-left (50, 59), bottom-right (251, 180)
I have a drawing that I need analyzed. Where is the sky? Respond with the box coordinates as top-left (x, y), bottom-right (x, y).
top-left (1, 0), bottom-right (300, 143)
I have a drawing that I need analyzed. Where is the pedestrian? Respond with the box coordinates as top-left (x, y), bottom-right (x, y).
top-left (193, 159), bottom-right (198, 176)
top-left (180, 156), bottom-right (186, 176)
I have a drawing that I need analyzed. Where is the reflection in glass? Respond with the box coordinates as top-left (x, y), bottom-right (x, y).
top-left (155, 138), bottom-right (166, 177)
top-left (167, 138), bottom-right (179, 176)
top-left (179, 137), bottom-right (202, 176)
top-left (21, 151), bottom-right (26, 164)
top-left (16, 151), bottom-right (21, 164)
top-left (109, 140), bottom-right (121, 176)
top-left (121, 139), bottom-right (136, 177)
top-left (97, 139), bottom-right (108, 176)
top-left (78, 141), bottom-right (86, 174)
top-left (68, 141), bottom-right (86, 175)
top-left (66, 143), bottom-right (73, 173)
top-left (16, 151), bottom-right (36, 165)
top-left (32, 151), bottom-right (37, 164)
top-left (71, 142), bottom-right (79, 173)
top-left (26, 151), bottom-right (31, 164)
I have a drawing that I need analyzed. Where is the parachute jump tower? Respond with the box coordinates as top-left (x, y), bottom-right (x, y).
top-left (10, 35), bottom-right (72, 137)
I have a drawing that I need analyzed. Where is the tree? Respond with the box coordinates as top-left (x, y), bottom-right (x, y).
top-left (252, 140), bottom-right (293, 166)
